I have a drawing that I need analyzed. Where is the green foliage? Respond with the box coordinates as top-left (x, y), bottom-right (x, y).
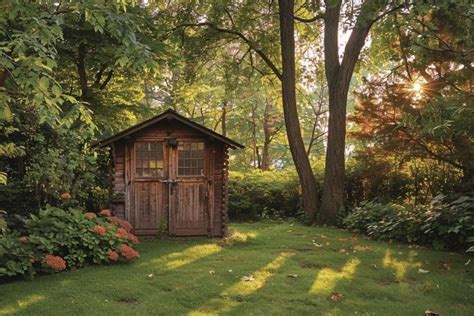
top-left (0, 206), bottom-right (140, 279)
top-left (353, 1), bottom-right (474, 194)
top-left (0, 211), bottom-right (6, 234)
top-left (0, 231), bottom-right (36, 278)
top-left (343, 195), bottom-right (474, 250)
top-left (0, 106), bottom-right (105, 216)
top-left (0, 0), bottom-right (165, 185)
top-left (344, 154), bottom-right (462, 206)
top-left (228, 170), bottom-right (303, 220)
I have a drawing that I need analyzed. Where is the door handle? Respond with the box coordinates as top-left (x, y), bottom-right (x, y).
top-left (159, 179), bottom-right (178, 194)
top-left (158, 179), bottom-right (178, 184)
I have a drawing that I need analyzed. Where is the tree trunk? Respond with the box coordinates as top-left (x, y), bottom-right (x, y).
top-left (250, 103), bottom-right (258, 168)
top-left (77, 43), bottom-right (90, 99)
top-left (279, 0), bottom-right (318, 223)
top-left (261, 100), bottom-right (272, 171)
top-left (221, 100), bottom-right (227, 136)
top-left (319, 79), bottom-right (349, 224)
top-left (0, 69), bottom-right (8, 87)
top-left (319, 0), bottom-right (377, 225)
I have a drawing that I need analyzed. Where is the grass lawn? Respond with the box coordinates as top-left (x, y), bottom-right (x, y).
top-left (0, 221), bottom-right (473, 315)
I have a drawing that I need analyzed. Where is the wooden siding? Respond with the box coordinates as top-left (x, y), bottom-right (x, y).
top-left (110, 118), bottom-right (229, 237)
top-left (112, 142), bottom-right (126, 219)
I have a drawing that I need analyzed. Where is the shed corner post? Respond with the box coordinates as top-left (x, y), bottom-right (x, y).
top-left (109, 143), bottom-right (115, 211)
top-left (222, 145), bottom-right (230, 236)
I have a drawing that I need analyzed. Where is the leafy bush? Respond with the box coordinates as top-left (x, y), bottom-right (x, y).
top-left (0, 232), bottom-right (36, 277)
top-left (0, 206), bottom-right (140, 279)
top-left (0, 211), bottom-right (6, 235)
top-left (0, 106), bottom-right (111, 218)
top-left (343, 194), bottom-right (474, 250)
top-left (228, 170), bottom-right (303, 220)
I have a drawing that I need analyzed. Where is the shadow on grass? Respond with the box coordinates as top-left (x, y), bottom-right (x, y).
top-left (0, 222), bottom-right (471, 315)
top-left (188, 252), bottom-right (294, 315)
top-left (0, 232), bottom-right (264, 314)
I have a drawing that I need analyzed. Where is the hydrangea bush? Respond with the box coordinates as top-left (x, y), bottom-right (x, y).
top-left (0, 207), bottom-right (140, 279)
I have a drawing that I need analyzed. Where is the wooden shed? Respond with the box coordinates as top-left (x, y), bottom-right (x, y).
top-left (95, 109), bottom-right (243, 237)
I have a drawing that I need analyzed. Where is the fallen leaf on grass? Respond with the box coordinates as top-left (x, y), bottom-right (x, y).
top-left (371, 264), bottom-right (378, 269)
top-left (147, 274), bottom-right (154, 278)
top-left (418, 268), bottom-right (430, 274)
top-left (338, 249), bottom-right (346, 253)
top-left (209, 270), bottom-right (215, 275)
top-left (425, 310), bottom-right (440, 316)
top-left (287, 274), bottom-right (298, 278)
top-left (313, 242), bottom-right (323, 247)
top-left (465, 259), bottom-right (471, 266)
top-left (241, 275), bottom-right (255, 282)
top-left (330, 292), bottom-right (344, 302)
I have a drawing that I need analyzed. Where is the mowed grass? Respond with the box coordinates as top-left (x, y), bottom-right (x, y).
top-left (0, 221), bottom-right (473, 315)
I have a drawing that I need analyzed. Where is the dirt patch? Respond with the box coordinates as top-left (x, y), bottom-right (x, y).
top-left (379, 279), bottom-right (400, 287)
top-left (295, 248), bottom-right (314, 253)
top-left (299, 262), bottom-right (328, 269)
top-left (116, 297), bottom-right (139, 306)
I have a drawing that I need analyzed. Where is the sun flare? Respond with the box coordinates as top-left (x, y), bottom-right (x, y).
top-left (412, 82), bottom-right (422, 93)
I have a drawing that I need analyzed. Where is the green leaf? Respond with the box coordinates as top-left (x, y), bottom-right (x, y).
top-left (38, 76), bottom-right (49, 92)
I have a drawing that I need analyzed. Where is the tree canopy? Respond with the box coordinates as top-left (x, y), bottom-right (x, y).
top-left (0, 0), bottom-right (472, 223)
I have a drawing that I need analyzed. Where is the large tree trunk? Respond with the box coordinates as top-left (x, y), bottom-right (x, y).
top-left (319, 81), bottom-right (349, 224)
top-left (279, 0), bottom-right (318, 222)
top-left (319, 0), bottom-right (377, 225)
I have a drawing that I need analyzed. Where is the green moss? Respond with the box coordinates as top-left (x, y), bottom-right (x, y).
top-left (0, 221), bottom-right (473, 315)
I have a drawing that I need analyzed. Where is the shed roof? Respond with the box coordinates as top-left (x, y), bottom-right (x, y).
top-left (93, 109), bottom-right (244, 149)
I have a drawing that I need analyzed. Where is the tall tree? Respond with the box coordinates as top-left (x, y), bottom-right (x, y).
top-left (169, 1), bottom-right (320, 221)
top-left (316, 0), bottom-right (403, 224)
top-left (279, 0), bottom-right (318, 221)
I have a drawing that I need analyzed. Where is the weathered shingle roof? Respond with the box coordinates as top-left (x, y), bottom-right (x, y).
top-left (93, 109), bottom-right (244, 149)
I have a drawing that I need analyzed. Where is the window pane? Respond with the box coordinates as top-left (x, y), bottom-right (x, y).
top-left (136, 142), bottom-right (163, 177)
top-left (178, 142), bottom-right (205, 176)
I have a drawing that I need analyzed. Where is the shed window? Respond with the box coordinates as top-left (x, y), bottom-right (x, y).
top-left (135, 141), bottom-right (164, 177)
top-left (178, 142), bottom-right (204, 176)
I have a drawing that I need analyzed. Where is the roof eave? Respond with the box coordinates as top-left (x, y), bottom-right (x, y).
top-left (92, 110), bottom-right (244, 149)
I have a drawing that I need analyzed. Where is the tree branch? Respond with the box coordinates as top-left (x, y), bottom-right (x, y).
top-left (174, 22), bottom-right (282, 80)
top-left (99, 70), bottom-right (114, 90)
top-left (340, 2), bottom-right (404, 86)
top-left (323, 0), bottom-right (342, 78)
top-left (93, 64), bottom-right (107, 87)
top-left (294, 14), bottom-right (324, 23)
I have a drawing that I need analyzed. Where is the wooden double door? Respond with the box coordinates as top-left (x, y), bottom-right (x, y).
top-left (131, 140), bottom-right (210, 236)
